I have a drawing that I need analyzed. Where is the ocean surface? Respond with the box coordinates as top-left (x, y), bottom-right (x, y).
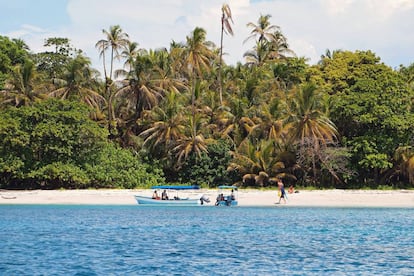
top-left (1, 206), bottom-right (413, 275)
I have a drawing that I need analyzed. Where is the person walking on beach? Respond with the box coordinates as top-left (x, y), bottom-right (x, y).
top-left (277, 179), bottom-right (287, 204)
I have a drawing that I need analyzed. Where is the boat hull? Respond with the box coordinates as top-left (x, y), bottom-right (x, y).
top-left (216, 200), bottom-right (238, 206)
top-left (135, 196), bottom-right (200, 206)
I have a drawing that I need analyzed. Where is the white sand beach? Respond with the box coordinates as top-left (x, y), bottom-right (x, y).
top-left (0, 189), bottom-right (413, 207)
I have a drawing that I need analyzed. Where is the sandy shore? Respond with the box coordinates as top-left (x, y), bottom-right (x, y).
top-left (0, 189), bottom-right (413, 207)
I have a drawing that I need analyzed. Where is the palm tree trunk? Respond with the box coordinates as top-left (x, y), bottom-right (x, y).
top-left (99, 42), bottom-right (111, 134)
top-left (110, 47), bottom-right (114, 80)
top-left (107, 47), bottom-right (115, 135)
top-left (218, 13), bottom-right (225, 106)
top-left (101, 42), bottom-right (108, 80)
top-left (192, 74), bottom-right (197, 137)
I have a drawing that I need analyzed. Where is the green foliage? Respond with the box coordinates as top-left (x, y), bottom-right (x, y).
top-left (0, 36), bottom-right (30, 89)
top-left (85, 143), bottom-right (165, 189)
top-left (34, 37), bottom-right (78, 79)
top-left (1, 26), bottom-right (414, 190)
top-left (28, 162), bottom-right (91, 189)
top-left (13, 98), bottom-right (107, 165)
top-left (359, 153), bottom-right (391, 170)
top-left (0, 99), bottom-right (163, 189)
top-left (175, 140), bottom-right (236, 187)
top-left (271, 57), bottom-right (308, 89)
top-left (312, 50), bottom-right (414, 185)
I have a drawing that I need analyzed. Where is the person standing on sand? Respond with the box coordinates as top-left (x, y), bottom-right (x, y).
top-left (277, 179), bottom-right (287, 204)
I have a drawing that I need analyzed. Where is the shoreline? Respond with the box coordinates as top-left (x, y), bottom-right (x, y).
top-left (0, 189), bottom-right (413, 207)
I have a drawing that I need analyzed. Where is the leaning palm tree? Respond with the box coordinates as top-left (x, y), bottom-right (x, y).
top-left (95, 25), bottom-right (129, 134)
top-left (218, 3), bottom-right (234, 106)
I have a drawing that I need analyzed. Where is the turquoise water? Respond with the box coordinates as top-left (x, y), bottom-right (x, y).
top-left (1, 206), bottom-right (413, 275)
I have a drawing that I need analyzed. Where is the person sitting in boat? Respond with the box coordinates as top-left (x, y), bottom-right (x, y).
top-left (161, 190), bottom-right (169, 200)
top-left (215, 193), bottom-right (224, 205)
top-left (230, 189), bottom-right (235, 200)
top-left (152, 190), bottom-right (160, 200)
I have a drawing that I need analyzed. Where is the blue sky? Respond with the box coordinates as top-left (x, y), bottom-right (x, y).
top-left (1, 0), bottom-right (69, 31)
top-left (1, 0), bottom-right (414, 73)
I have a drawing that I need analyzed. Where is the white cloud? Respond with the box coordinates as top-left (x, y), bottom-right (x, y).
top-left (322, 0), bottom-right (355, 15)
top-left (5, 24), bottom-right (50, 52)
top-left (4, 0), bottom-right (414, 74)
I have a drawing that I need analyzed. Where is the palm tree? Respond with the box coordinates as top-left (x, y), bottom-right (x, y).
top-left (259, 97), bottom-right (288, 143)
top-left (284, 83), bottom-right (338, 180)
top-left (95, 25), bottom-right (129, 134)
top-left (12, 38), bottom-right (30, 51)
top-left (266, 31), bottom-right (295, 61)
top-left (228, 139), bottom-right (295, 186)
top-left (244, 14), bottom-right (279, 44)
top-left (388, 146), bottom-right (414, 185)
top-left (96, 25), bottom-right (129, 82)
top-left (1, 60), bottom-right (46, 107)
top-left (184, 27), bottom-right (215, 138)
top-left (169, 40), bottom-right (186, 79)
top-left (116, 49), bottom-right (186, 119)
top-left (172, 113), bottom-right (210, 166)
top-left (185, 27), bottom-right (215, 78)
top-left (121, 41), bottom-right (142, 71)
top-left (115, 53), bottom-right (161, 120)
top-left (244, 15), bottom-right (294, 66)
top-left (285, 83), bottom-right (338, 144)
top-left (139, 91), bottom-right (185, 157)
top-left (243, 40), bottom-right (270, 66)
top-left (218, 4), bottom-right (234, 106)
top-left (49, 55), bottom-right (105, 109)
top-left (244, 32), bottom-right (294, 66)
top-left (150, 48), bottom-right (187, 95)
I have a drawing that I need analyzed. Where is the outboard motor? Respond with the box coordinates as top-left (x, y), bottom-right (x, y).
top-left (199, 194), bottom-right (210, 205)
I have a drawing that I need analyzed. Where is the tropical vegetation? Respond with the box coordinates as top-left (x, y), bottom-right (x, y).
top-left (1, 9), bottom-right (414, 189)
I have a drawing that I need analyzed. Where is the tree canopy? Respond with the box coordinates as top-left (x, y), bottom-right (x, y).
top-left (1, 11), bottom-right (414, 189)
